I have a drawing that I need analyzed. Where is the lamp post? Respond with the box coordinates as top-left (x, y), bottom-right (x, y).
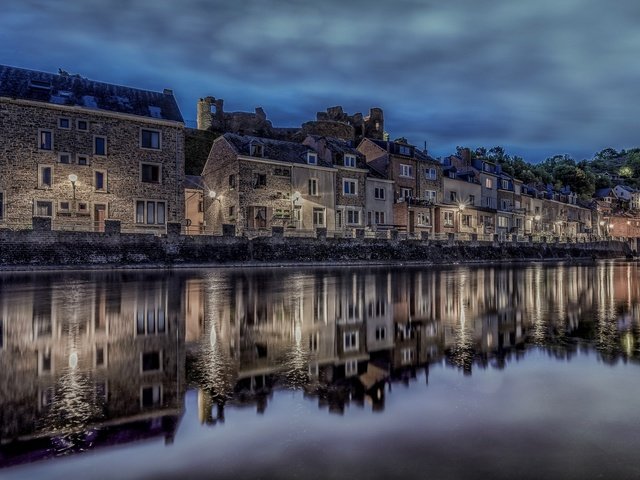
top-left (458, 203), bottom-right (465, 237)
top-left (68, 174), bottom-right (77, 201)
top-left (207, 190), bottom-right (221, 234)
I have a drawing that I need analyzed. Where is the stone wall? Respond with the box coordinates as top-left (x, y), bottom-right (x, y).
top-left (0, 224), bottom-right (630, 268)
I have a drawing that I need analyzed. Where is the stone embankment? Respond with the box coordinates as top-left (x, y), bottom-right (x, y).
top-left (0, 220), bottom-right (631, 269)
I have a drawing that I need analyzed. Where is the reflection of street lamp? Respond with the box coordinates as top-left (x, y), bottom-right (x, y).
top-left (627, 220), bottom-right (631, 238)
top-left (458, 203), bottom-right (465, 233)
top-left (534, 214), bottom-right (541, 234)
top-left (68, 174), bottom-right (77, 201)
top-left (206, 190), bottom-right (222, 234)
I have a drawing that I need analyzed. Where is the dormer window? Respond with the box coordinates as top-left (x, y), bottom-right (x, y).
top-left (344, 154), bottom-right (356, 168)
top-left (307, 152), bottom-right (317, 165)
top-left (398, 145), bottom-right (411, 156)
top-left (250, 143), bottom-right (264, 157)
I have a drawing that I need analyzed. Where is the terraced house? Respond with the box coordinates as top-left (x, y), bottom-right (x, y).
top-left (201, 133), bottom-right (336, 234)
top-left (0, 65), bottom-right (185, 232)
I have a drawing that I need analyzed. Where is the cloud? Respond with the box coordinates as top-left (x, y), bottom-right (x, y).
top-left (1, 0), bottom-right (639, 161)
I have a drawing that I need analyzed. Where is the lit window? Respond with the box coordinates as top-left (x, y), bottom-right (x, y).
top-left (485, 178), bottom-right (493, 189)
top-left (141, 163), bottom-right (161, 183)
top-left (344, 154), bottom-right (356, 167)
top-left (343, 179), bottom-right (357, 195)
top-left (94, 136), bottom-right (107, 156)
top-left (135, 200), bottom-right (166, 225)
top-left (38, 129), bottom-right (53, 150)
top-left (140, 129), bottom-right (161, 149)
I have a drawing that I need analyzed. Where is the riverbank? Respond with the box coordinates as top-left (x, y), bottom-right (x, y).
top-left (0, 226), bottom-right (630, 270)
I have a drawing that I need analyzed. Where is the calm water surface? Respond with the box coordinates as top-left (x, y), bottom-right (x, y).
top-left (1, 262), bottom-right (640, 480)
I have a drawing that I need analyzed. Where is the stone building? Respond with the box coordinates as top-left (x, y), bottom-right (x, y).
top-left (302, 106), bottom-right (385, 143)
top-left (303, 135), bottom-right (368, 231)
top-left (201, 133), bottom-right (337, 234)
top-left (0, 65), bottom-right (185, 233)
top-left (359, 138), bottom-right (442, 233)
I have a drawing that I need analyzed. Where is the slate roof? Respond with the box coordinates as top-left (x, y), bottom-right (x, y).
top-left (0, 64), bottom-right (183, 122)
top-left (594, 187), bottom-right (614, 198)
top-left (224, 133), bottom-right (331, 168)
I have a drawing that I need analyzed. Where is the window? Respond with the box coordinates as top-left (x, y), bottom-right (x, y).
top-left (228, 205), bottom-right (235, 218)
top-left (94, 136), bottom-right (107, 156)
top-left (375, 326), bottom-right (387, 341)
top-left (307, 152), bottom-right (317, 165)
top-left (469, 195), bottom-right (475, 205)
top-left (228, 174), bottom-right (236, 189)
top-left (250, 143), bottom-right (264, 157)
top-left (39, 165), bottom-right (53, 188)
top-left (398, 145), bottom-right (411, 156)
top-left (141, 163), bottom-right (161, 183)
top-left (135, 200), bottom-right (166, 225)
top-left (140, 129), bottom-right (161, 149)
top-left (78, 155), bottom-right (89, 166)
top-left (374, 211), bottom-right (385, 224)
top-left (309, 333), bottom-right (320, 352)
top-left (345, 359), bottom-right (358, 377)
top-left (501, 179), bottom-right (509, 190)
top-left (425, 168), bottom-right (437, 180)
top-left (308, 178), bottom-right (318, 196)
top-left (400, 164), bottom-right (413, 177)
top-left (346, 209), bottom-right (360, 225)
top-left (344, 331), bottom-right (359, 351)
top-left (59, 201), bottom-right (70, 213)
top-left (344, 154), bottom-right (356, 167)
top-left (136, 305), bottom-right (167, 335)
top-left (374, 187), bottom-right (385, 200)
top-left (58, 117), bottom-right (70, 129)
top-left (38, 129), bottom-right (53, 150)
top-left (485, 177), bottom-right (493, 189)
top-left (77, 120), bottom-right (88, 131)
top-left (462, 214), bottom-right (472, 227)
top-left (401, 348), bottom-right (415, 365)
top-left (425, 190), bottom-right (436, 202)
top-left (450, 191), bottom-right (458, 202)
top-left (94, 170), bottom-right (106, 191)
top-left (444, 211), bottom-right (454, 227)
top-left (343, 179), bottom-right (357, 195)
top-left (141, 385), bottom-right (162, 408)
top-left (417, 212), bottom-right (430, 226)
top-left (57, 152), bottom-right (71, 164)
top-left (498, 216), bottom-right (508, 228)
top-left (0, 192), bottom-right (4, 222)
top-left (274, 167), bottom-right (290, 177)
top-left (39, 349), bottom-right (52, 375)
top-left (78, 202), bottom-right (89, 214)
top-left (95, 345), bottom-right (107, 367)
top-left (400, 187), bottom-right (412, 199)
top-left (253, 173), bottom-right (267, 188)
top-left (313, 208), bottom-right (325, 226)
top-left (141, 351), bottom-right (162, 372)
top-left (35, 200), bottom-right (53, 217)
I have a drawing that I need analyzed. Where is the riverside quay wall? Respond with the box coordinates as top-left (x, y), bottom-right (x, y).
top-left (0, 220), bottom-right (631, 268)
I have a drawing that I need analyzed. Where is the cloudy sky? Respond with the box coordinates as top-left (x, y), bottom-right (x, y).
top-left (2, 0), bottom-right (639, 162)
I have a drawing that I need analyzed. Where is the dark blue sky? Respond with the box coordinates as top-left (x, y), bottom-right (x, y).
top-left (2, 0), bottom-right (639, 162)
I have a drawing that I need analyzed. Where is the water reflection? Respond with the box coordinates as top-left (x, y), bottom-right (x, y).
top-left (2, 262), bottom-right (640, 468)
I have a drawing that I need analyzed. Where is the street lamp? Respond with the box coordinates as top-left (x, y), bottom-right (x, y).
top-left (68, 174), bottom-right (77, 201)
top-left (458, 203), bottom-right (465, 234)
top-left (534, 214), bottom-right (541, 234)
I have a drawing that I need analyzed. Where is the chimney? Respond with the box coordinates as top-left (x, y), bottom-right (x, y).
top-left (461, 148), bottom-right (471, 165)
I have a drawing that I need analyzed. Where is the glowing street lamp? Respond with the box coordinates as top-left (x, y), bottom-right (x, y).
top-left (68, 173), bottom-right (78, 201)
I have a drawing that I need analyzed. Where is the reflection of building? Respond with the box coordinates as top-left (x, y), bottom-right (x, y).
top-left (0, 273), bottom-right (186, 467)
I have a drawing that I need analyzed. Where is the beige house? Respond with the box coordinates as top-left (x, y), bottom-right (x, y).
top-left (201, 133), bottom-right (337, 234)
top-left (184, 175), bottom-right (205, 234)
top-left (0, 64), bottom-right (185, 233)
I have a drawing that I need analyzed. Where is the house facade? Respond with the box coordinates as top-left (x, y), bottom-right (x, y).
top-left (201, 133), bottom-right (336, 234)
top-left (0, 65), bottom-right (185, 233)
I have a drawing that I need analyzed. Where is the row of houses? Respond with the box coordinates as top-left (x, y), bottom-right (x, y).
top-left (0, 64), bottom-right (634, 241)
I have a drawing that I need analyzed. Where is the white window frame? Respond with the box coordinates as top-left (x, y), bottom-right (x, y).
top-left (498, 215), bottom-right (508, 228)
top-left (140, 350), bottom-right (163, 374)
top-left (34, 199), bottom-right (54, 217)
top-left (140, 128), bottom-right (162, 150)
top-left (425, 167), bottom-right (437, 180)
top-left (374, 211), bottom-right (386, 224)
top-left (485, 177), bottom-right (493, 189)
top-left (400, 187), bottom-right (412, 199)
top-left (58, 152), bottom-right (71, 164)
top-left (58, 200), bottom-right (71, 213)
top-left (93, 135), bottom-right (107, 156)
top-left (375, 326), bottom-right (387, 341)
top-left (135, 199), bottom-right (167, 225)
top-left (343, 331), bottom-right (359, 351)
top-left (501, 179), bottom-right (509, 190)
top-left (374, 187), bottom-right (385, 200)
top-left (343, 178), bottom-right (358, 196)
top-left (425, 190), bottom-right (436, 202)
top-left (344, 154), bottom-right (356, 168)
top-left (444, 211), bottom-right (454, 227)
top-left (345, 359), bottom-right (358, 376)
top-left (76, 119), bottom-right (89, 131)
top-left (346, 209), bottom-right (361, 225)
top-left (140, 162), bottom-right (162, 184)
top-left (77, 155), bottom-right (89, 166)
top-left (38, 129), bottom-right (54, 151)
top-left (38, 164), bottom-right (53, 189)
top-left (307, 152), bottom-right (318, 165)
top-left (400, 164), bottom-right (413, 178)
top-left (308, 178), bottom-right (318, 196)
top-left (312, 207), bottom-right (325, 227)
top-left (140, 384), bottom-right (163, 408)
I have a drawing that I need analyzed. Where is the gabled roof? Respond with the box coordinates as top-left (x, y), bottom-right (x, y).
top-left (224, 133), bottom-right (331, 167)
top-left (306, 135), bottom-right (363, 157)
top-left (594, 187), bottom-right (615, 198)
top-left (0, 64), bottom-right (183, 122)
